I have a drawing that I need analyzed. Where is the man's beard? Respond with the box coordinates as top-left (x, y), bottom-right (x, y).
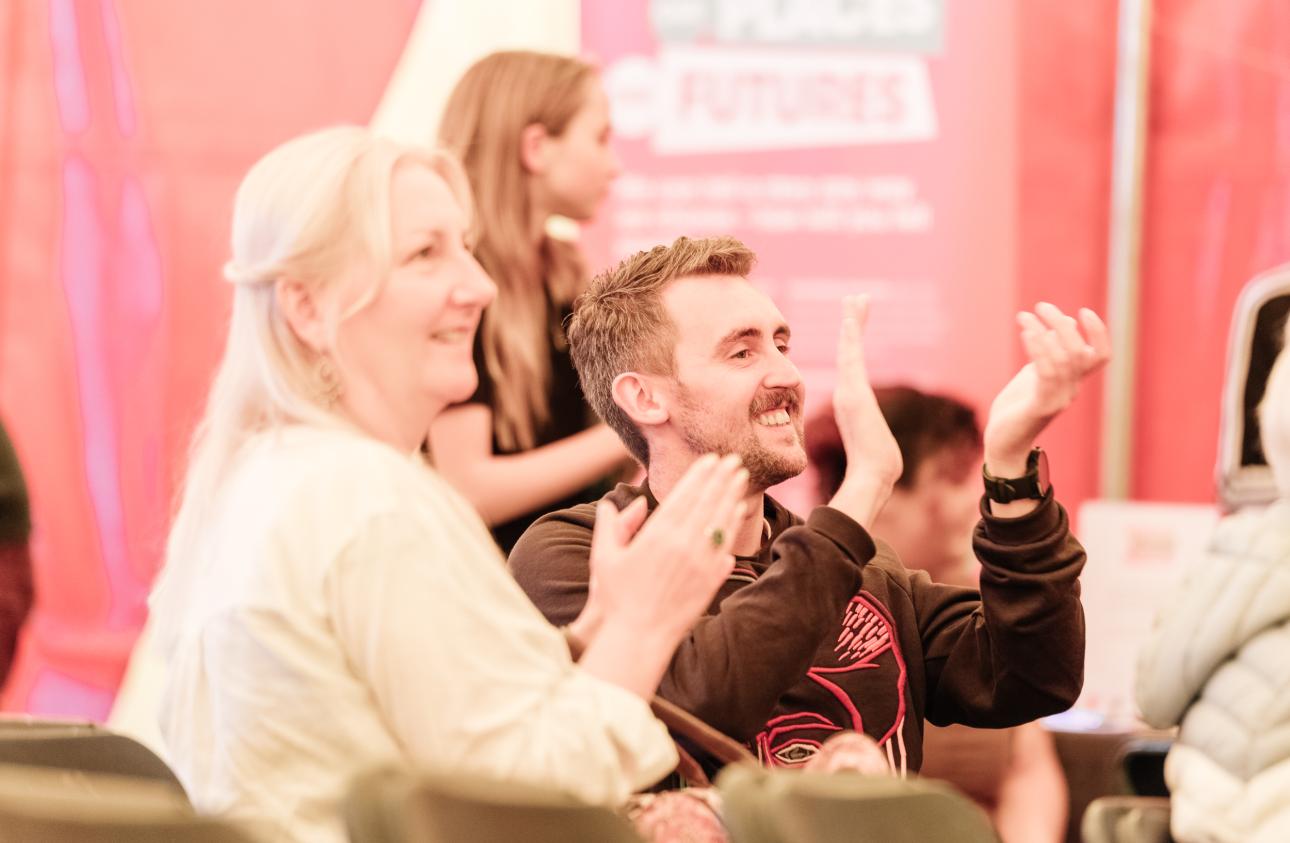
top-left (674, 384), bottom-right (807, 490)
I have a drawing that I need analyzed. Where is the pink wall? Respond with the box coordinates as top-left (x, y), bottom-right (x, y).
top-left (0, 0), bottom-right (420, 716)
top-left (1022, 0), bottom-right (1290, 508)
top-left (1132, 0), bottom-right (1290, 502)
top-left (1016, 2), bottom-right (1117, 513)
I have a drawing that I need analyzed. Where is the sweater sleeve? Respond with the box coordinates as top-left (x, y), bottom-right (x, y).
top-left (917, 491), bottom-right (1087, 728)
top-left (1136, 509), bottom-right (1290, 729)
top-left (510, 505), bottom-right (871, 742)
top-left (1134, 551), bottom-right (1231, 729)
top-left (326, 509), bottom-right (677, 805)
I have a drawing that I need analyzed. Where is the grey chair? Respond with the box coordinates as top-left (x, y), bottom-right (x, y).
top-left (345, 767), bottom-right (418, 843)
top-left (0, 763), bottom-right (263, 842)
top-left (0, 715), bottom-right (98, 734)
top-left (1051, 727), bottom-right (1139, 843)
top-left (1081, 796), bottom-right (1171, 843)
top-left (346, 767), bottom-right (646, 843)
top-left (0, 715), bottom-right (185, 797)
top-left (717, 762), bottom-right (1001, 843)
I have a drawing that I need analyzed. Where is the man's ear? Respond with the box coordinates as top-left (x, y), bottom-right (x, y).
top-left (519, 122), bottom-right (550, 176)
top-left (276, 278), bottom-right (330, 355)
top-left (611, 372), bottom-right (670, 427)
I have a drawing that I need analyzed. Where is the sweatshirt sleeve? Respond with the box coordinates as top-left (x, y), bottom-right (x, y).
top-left (510, 505), bottom-right (871, 742)
top-left (917, 491), bottom-right (1087, 728)
top-left (327, 509), bottom-right (677, 805)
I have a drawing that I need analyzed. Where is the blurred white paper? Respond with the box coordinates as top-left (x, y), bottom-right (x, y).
top-left (1072, 500), bottom-right (1221, 728)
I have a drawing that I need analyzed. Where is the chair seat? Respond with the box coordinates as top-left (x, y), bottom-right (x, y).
top-left (0, 763), bottom-right (263, 842)
top-left (717, 762), bottom-right (1001, 843)
top-left (0, 719), bottom-right (186, 797)
top-left (1081, 796), bottom-right (1171, 843)
top-left (347, 767), bottom-right (646, 843)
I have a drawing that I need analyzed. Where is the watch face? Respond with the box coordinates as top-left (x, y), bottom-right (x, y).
top-left (1034, 448), bottom-right (1051, 495)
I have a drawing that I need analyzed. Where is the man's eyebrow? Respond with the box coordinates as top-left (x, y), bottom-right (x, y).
top-left (714, 324), bottom-right (791, 350)
top-left (716, 327), bottom-right (762, 348)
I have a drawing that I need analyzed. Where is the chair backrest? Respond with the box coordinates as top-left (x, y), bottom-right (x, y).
top-left (650, 694), bottom-right (758, 786)
top-left (345, 767), bottom-right (418, 843)
top-left (0, 714), bottom-right (99, 735)
top-left (1081, 796), bottom-right (1171, 843)
top-left (0, 716), bottom-right (186, 797)
top-left (717, 763), bottom-right (1001, 843)
top-left (1050, 728), bottom-right (1138, 843)
top-left (0, 763), bottom-right (263, 843)
top-left (1217, 264), bottom-right (1290, 510)
top-left (346, 767), bottom-right (645, 843)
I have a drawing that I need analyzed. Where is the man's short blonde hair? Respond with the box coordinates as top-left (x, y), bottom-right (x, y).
top-left (569, 236), bottom-right (756, 464)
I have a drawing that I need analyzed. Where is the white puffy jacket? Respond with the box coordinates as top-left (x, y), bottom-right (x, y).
top-left (1136, 499), bottom-right (1290, 843)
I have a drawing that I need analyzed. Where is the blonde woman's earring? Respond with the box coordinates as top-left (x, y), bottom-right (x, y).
top-left (317, 357), bottom-right (343, 407)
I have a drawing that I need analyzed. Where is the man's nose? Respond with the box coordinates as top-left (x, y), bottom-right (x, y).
top-left (764, 349), bottom-right (803, 390)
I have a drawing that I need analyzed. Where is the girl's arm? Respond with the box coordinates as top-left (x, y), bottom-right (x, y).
top-left (429, 403), bottom-right (630, 526)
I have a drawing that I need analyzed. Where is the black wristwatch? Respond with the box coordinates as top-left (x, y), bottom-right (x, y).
top-left (982, 447), bottom-right (1050, 503)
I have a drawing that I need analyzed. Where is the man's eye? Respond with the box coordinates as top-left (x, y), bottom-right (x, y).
top-left (414, 245), bottom-right (435, 261)
top-left (732, 349), bottom-right (751, 360)
top-left (777, 344), bottom-right (791, 355)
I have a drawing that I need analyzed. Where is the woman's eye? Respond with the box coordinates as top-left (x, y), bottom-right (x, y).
top-left (415, 245), bottom-right (435, 261)
top-left (777, 344), bottom-right (791, 356)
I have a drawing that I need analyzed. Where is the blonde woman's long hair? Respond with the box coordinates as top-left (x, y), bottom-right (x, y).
top-left (152, 126), bottom-right (471, 651)
top-left (438, 50), bottom-right (595, 451)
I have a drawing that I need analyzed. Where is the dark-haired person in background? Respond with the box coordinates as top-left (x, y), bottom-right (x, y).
top-left (808, 386), bottom-right (1067, 843)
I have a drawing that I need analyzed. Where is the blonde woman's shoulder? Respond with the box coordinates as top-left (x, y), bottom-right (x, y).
top-left (264, 423), bottom-right (491, 540)
top-left (242, 424), bottom-right (431, 516)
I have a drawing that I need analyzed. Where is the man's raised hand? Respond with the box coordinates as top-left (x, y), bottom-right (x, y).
top-left (828, 295), bottom-right (902, 528)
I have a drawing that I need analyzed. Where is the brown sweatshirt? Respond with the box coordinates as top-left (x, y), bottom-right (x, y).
top-left (508, 481), bottom-right (1086, 774)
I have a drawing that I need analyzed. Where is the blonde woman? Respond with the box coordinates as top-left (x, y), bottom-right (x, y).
top-left (150, 126), bottom-right (747, 843)
top-left (430, 50), bottom-right (630, 551)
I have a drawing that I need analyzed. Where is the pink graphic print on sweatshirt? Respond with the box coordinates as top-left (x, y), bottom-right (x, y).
top-left (756, 592), bottom-right (909, 772)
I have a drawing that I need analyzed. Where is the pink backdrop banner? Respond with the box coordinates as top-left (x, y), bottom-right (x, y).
top-left (581, 0), bottom-right (1019, 509)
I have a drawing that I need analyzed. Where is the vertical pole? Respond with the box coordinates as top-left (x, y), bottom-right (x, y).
top-left (1101, 0), bottom-right (1153, 499)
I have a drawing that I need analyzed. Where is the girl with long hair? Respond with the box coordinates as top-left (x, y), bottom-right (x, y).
top-left (430, 50), bottom-right (630, 551)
